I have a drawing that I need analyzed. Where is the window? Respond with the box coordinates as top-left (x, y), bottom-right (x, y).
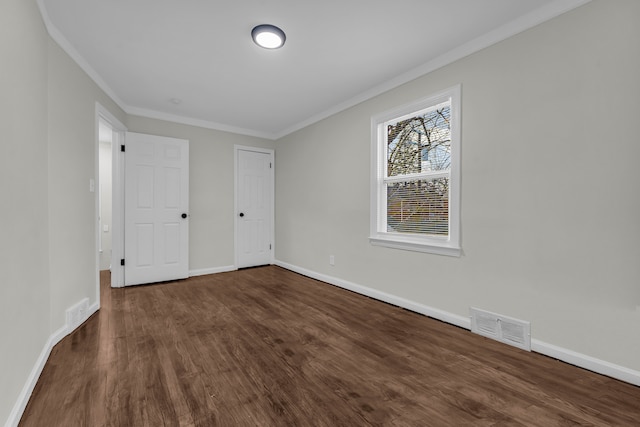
top-left (370, 85), bottom-right (461, 256)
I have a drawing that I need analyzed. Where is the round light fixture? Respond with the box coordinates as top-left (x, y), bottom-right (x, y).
top-left (251, 24), bottom-right (286, 49)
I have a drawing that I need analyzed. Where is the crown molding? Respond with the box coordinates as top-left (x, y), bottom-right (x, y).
top-left (36, 0), bottom-right (128, 113)
top-left (37, 0), bottom-right (274, 140)
top-left (125, 106), bottom-right (276, 140)
top-left (273, 0), bottom-right (591, 139)
top-left (37, 0), bottom-right (591, 141)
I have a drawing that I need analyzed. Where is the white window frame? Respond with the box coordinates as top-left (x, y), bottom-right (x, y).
top-left (370, 85), bottom-right (461, 257)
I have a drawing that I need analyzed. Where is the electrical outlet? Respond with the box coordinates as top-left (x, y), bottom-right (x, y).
top-left (329, 255), bottom-right (335, 266)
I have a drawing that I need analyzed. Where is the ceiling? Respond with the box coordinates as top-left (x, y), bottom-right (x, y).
top-left (39, 0), bottom-right (588, 139)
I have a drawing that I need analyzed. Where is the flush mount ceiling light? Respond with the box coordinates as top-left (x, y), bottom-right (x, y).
top-left (251, 24), bottom-right (286, 49)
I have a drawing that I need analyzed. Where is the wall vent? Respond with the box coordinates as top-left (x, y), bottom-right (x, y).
top-left (470, 307), bottom-right (531, 351)
top-left (65, 297), bottom-right (90, 334)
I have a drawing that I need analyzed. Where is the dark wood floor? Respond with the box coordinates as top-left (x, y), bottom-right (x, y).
top-left (19, 266), bottom-right (640, 426)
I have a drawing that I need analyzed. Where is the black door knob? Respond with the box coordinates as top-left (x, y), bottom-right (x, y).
top-left (239, 212), bottom-right (245, 217)
top-left (181, 213), bottom-right (188, 219)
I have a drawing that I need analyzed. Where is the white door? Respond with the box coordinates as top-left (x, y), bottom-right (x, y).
top-left (236, 147), bottom-right (273, 268)
top-left (124, 132), bottom-right (189, 286)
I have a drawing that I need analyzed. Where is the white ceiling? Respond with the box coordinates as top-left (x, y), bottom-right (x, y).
top-left (39, 0), bottom-right (588, 139)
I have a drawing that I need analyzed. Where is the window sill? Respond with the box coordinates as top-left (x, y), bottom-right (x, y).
top-left (369, 234), bottom-right (461, 257)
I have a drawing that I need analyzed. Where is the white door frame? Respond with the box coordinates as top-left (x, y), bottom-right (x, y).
top-left (95, 102), bottom-right (127, 290)
top-left (234, 145), bottom-right (275, 268)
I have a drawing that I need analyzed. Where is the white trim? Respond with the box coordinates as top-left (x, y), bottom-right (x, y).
top-left (95, 112), bottom-right (101, 303)
top-left (86, 302), bottom-right (99, 320)
top-left (6, 259), bottom-right (637, 427)
top-left (531, 340), bottom-right (640, 387)
top-left (36, 0), bottom-right (127, 113)
top-left (4, 326), bottom-right (65, 427)
top-left (65, 301), bottom-right (100, 339)
top-left (369, 236), bottom-right (461, 257)
top-left (37, 0), bottom-right (590, 140)
top-left (4, 302), bottom-right (99, 427)
top-left (95, 103), bottom-right (126, 136)
top-left (273, 260), bottom-right (470, 329)
top-left (189, 265), bottom-right (236, 277)
top-left (110, 130), bottom-right (126, 288)
top-left (234, 145), bottom-right (276, 269)
top-left (95, 103), bottom-right (127, 289)
top-left (384, 170), bottom-right (449, 184)
top-left (273, 259), bottom-right (640, 388)
top-left (125, 107), bottom-right (276, 140)
top-left (37, 0), bottom-right (275, 141)
top-left (273, 0), bottom-right (591, 139)
top-left (370, 85), bottom-right (461, 256)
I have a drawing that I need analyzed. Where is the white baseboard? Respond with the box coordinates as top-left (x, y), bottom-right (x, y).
top-left (189, 265), bottom-right (236, 277)
top-left (87, 301), bottom-right (99, 322)
top-left (7, 262), bottom-right (639, 427)
top-left (4, 324), bottom-right (65, 427)
top-left (274, 259), bottom-right (640, 387)
top-left (4, 300), bottom-right (100, 427)
top-left (274, 260), bottom-right (470, 329)
top-left (531, 340), bottom-right (640, 387)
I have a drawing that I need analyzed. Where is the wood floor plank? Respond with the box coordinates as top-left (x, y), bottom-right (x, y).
top-left (19, 266), bottom-right (640, 426)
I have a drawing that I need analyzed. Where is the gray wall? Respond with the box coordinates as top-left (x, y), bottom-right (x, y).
top-left (1, 1), bottom-right (128, 422)
top-left (275, 0), bottom-right (640, 372)
top-left (0, 0), bottom-right (51, 422)
top-left (1, 16), bottom-right (271, 418)
top-left (2, 0), bottom-right (639, 424)
top-left (47, 39), bottom-right (127, 330)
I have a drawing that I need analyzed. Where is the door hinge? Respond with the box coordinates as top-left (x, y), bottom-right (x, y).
top-left (120, 259), bottom-right (125, 266)
top-left (120, 144), bottom-right (125, 152)
top-left (270, 162), bottom-right (272, 169)
top-left (269, 244), bottom-right (272, 250)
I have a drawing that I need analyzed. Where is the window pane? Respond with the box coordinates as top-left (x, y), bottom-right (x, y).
top-left (387, 106), bottom-right (451, 177)
top-left (387, 178), bottom-right (449, 235)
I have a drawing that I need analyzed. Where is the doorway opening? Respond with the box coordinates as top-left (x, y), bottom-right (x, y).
top-left (98, 120), bottom-right (113, 273)
top-left (95, 103), bottom-right (126, 293)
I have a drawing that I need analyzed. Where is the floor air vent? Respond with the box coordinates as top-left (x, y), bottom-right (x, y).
top-left (66, 297), bottom-right (90, 334)
top-left (470, 307), bottom-right (531, 351)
